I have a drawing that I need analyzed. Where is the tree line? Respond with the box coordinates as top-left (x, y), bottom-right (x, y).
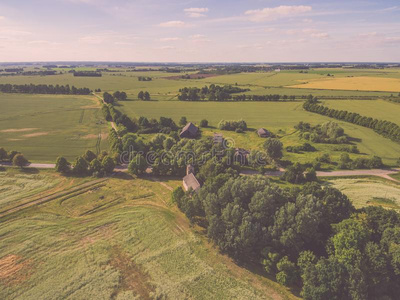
top-left (0, 84), bottom-right (92, 95)
top-left (72, 71), bottom-right (102, 77)
top-left (178, 84), bottom-right (249, 101)
top-left (303, 99), bottom-right (400, 143)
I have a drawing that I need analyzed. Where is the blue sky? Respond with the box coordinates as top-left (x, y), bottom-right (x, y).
top-left (0, 0), bottom-right (399, 62)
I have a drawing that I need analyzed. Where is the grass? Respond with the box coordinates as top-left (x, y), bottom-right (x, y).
top-left (0, 93), bottom-right (109, 162)
top-left (120, 100), bottom-right (400, 166)
top-left (325, 177), bottom-right (400, 210)
top-left (0, 170), bottom-right (298, 300)
top-left (289, 76), bottom-right (400, 93)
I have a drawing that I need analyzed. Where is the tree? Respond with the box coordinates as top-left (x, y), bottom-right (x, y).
top-left (263, 138), bottom-right (283, 160)
top-left (90, 158), bottom-right (102, 173)
top-left (55, 156), bottom-right (70, 174)
top-left (103, 92), bottom-right (114, 104)
top-left (102, 156), bottom-right (115, 174)
top-left (0, 147), bottom-right (8, 161)
top-left (138, 91), bottom-right (144, 100)
top-left (163, 137), bottom-right (175, 150)
top-left (12, 154), bottom-right (28, 168)
top-left (179, 116), bottom-right (187, 126)
top-left (200, 119), bottom-right (208, 128)
top-left (171, 187), bottom-right (185, 204)
top-left (144, 91), bottom-right (151, 101)
top-left (119, 91), bottom-right (127, 100)
top-left (72, 156), bottom-right (89, 175)
top-left (128, 154), bottom-right (147, 175)
top-left (83, 150), bottom-right (97, 162)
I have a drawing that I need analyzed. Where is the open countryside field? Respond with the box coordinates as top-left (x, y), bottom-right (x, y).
top-left (326, 177), bottom-right (400, 210)
top-left (0, 169), bottom-right (296, 300)
top-left (323, 99), bottom-right (400, 125)
top-left (289, 76), bottom-right (400, 92)
top-left (119, 100), bottom-right (400, 165)
top-left (0, 93), bottom-right (109, 162)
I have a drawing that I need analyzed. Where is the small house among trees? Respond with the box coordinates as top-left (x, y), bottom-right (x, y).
top-left (257, 128), bottom-right (272, 138)
top-left (179, 122), bottom-right (199, 139)
top-left (182, 165), bottom-right (201, 192)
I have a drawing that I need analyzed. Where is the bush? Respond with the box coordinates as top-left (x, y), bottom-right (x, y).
top-left (12, 154), bottom-right (28, 168)
top-left (0, 147), bottom-right (8, 161)
top-left (55, 156), bottom-right (70, 174)
top-left (200, 119), bottom-right (208, 128)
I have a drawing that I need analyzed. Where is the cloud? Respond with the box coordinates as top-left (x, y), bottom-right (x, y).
top-left (0, 16), bottom-right (5, 21)
top-left (189, 34), bottom-right (211, 43)
top-left (159, 46), bottom-right (175, 50)
top-left (245, 5), bottom-right (312, 22)
top-left (184, 7), bottom-right (209, 18)
top-left (159, 21), bottom-right (185, 28)
top-left (310, 32), bottom-right (329, 39)
top-left (159, 37), bottom-right (181, 42)
top-left (380, 6), bottom-right (400, 12)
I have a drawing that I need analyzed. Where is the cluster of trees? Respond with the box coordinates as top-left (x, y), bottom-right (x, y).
top-left (138, 91), bottom-right (151, 101)
top-left (218, 119), bottom-right (247, 132)
top-left (232, 94), bottom-right (296, 102)
top-left (286, 143), bottom-right (316, 153)
top-left (296, 121), bottom-right (349, 144)
top-left (0, 84), bottom-right (91, 95)
top-left (178, 84), bottom-right (250, 101)
top-left (174, 175), bottom-right (400, 299)
top-left (332, 144), bottom-right (360, 154)
top-left (0, 147), bottom-right (28, 168)
top-left (55, 150), bottom-right (115, 177)
top-left (72, 71), bottom-right (102, 77)
top-left (338, 154), bottom-right (383, 170)
top-left (102, 91), bottom-right (127, 104)
top-left (282, 162), bottom-right (317, 183)
top-left (304, 99), bottom-right (400, 143)
top-left (138, 76), bottom-right (152, 81)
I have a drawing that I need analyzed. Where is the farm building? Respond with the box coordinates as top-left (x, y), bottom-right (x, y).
top-left (234, 148), bottom-right (250, 165)
top-left (180, 122), bottom-right (199, 139)
top-left (213, 133), bottom-right (224, 144)
top-left (257, 128), bottom-right (272, 138)
top-left (182, 165), bottom-right (201, 192)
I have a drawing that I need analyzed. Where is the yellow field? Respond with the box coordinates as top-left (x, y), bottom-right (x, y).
top-left (288, 76), bottom-right (400, 92)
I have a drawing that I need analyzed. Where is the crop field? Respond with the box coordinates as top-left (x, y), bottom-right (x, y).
top-left (120, 100), bottom-right (400, 165)
top-left (322, 99), bottom-right (400, 125)
top-left (0, 93), bottom-right (109, 162)
top-left (289, 76), bottom-right (400, 92)
top-left (326, 177), bottom-right (400, 210)
top-left (0, 169), bottom-right (296, 300)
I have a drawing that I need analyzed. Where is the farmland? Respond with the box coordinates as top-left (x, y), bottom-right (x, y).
top-left (0, 93), bottom-right (109, 162)
top-left (0, 168), bottom-right (295, 300)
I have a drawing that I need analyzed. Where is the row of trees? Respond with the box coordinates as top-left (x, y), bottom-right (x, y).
top-left (0, 147), bottom-right (28, 167)
top-left (138, 91), bottom-right (151, 100)
top-left (303, 100), bottom-right (400, 143)
top-left (232, 94), bottom-right (297, 102)
top-left (174, 172), bottom-right (400, 299)
top-left (55, 150), bottom-right (115, 177)
top-left (103, 91), bottom-right (127, 104)
top-left (72, 71), bottom-right (102, 77)
top-left (0, 84), bottom-right (91, 95)
top-left (178, 84), bottom-right (249, 101)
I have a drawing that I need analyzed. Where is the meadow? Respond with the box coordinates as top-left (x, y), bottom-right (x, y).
top-left (326, 177), bottom-right (400, 210)
top-left (119, 100), bottom-right (400, 165)
top-left (0, 168), bottom-right (297, 300)
top-left (0, 93), bottom-right (109, 162)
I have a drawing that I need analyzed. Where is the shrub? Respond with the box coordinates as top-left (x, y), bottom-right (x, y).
top-left (200, 119), bottom-right (208, 128)
top-left (55, 156), bottom-right (70, 174)
top-left (12, 154), bottom-right (28, 168)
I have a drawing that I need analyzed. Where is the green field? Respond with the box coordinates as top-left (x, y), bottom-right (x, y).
top-left (326, 177), bottom-right (400, 210)
top-left (119, 100), bottom-right (400, 165)
top-left (0, 169), bottom-right (296, 300)
top-left (0, 93), bottom-right (109, 162)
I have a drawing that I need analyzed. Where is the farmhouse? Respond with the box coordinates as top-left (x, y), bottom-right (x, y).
top-left (257, 128), bottom-right (272, 138)
top-left (182, 165), bottom-right (201, 192)
top-left (180, 122), bottom-right (199, 139)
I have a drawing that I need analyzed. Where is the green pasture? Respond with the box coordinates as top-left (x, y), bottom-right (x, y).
top-left (120, 100), bottom-right (400, 165)
top-left (0, 93), bottom-right (109, 162)
top-left (0, 169), bottom-right (296, 300)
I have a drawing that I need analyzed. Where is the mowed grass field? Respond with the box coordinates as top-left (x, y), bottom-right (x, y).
top-left (0, 93), bottom-right (109, 162)
top-left (0, 169), bottom-right (297, 300)
top-left (289, 76), bottom-right (400, 92)
top-left (326, 177), bottom-right (400, 210)
top-left (120, 100), bottom-right (400, 165)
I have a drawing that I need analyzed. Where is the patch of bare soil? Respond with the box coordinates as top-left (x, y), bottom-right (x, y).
top-left (0, 254), bottom-right (31, 285)
top-left (1, 128), bottom-right (38, 133)
top-left (22, 132), bottom-right (49, 138)
top-left (7, 138), bottom-right (24, 141)
top-left (110, 246), bottom-right (154, 300)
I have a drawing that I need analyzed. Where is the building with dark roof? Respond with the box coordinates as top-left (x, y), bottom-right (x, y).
top-left (180, 122), bottom-right (199, 139)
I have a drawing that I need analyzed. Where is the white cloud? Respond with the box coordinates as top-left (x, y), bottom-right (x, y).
top-left (159, 37), bottom-right (181, 42)
top-left (310, 32), bottom-right (329, 39)
top-left (245, 5), bottom-right (312, 22)
top-left (184, 7), bottom-right (209, 18)
top-left (159, 21), bottom-right (185, 28)
top-left (190, 34), bottom-right (211, 43)
top-left (159, 46), bottom-right (175, 50)
top-left (79, 35), bottom-right (106, 44)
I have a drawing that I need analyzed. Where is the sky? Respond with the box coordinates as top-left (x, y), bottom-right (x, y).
top-left (0, 0), bottom-right (399, 62)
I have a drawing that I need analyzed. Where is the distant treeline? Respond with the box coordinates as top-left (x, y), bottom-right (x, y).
top-left (232, 94), bottom-right (297, 101)
top-left (138, 76), bottom-right (152, 81)
top-left (303, 99), bottom-right (400, 143)
top-left (0, 68), bottom-right (24, 73)
top-left (0, 84), bottom-right (92, 95)
top-left (72, 71), bottom-right (102, 77)
top-left (178, 84), bottom-right (250, 101)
